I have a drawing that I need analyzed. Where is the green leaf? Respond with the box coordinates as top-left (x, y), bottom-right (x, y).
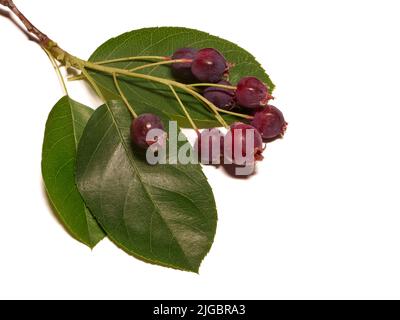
top-left (42, 96), bottom-right (105, 248)
top-left (75, 100), bottom-right (217, 272)
top-left (88, 27), bottom-right (274, 128)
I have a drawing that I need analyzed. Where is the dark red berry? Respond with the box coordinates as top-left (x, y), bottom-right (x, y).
top-left (195, 128), bottom-right (224, 164)
top-left (171, 48), bottom-right (197, 82)
top-left (191, 48), bottom-right (228, 83)
top-left (130, 113), bottom-right (165, 149)
top-left (224, 122), bottom-right (264, 165)
top-left (251, 105), bottom-right (287, 140)
top-left (236, 77), bottom-right (270, 109)
top-left (203, 80), bottom-right (235, 110)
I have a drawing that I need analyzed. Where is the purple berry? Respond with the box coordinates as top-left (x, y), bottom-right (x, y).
top-left (191, 48), bottom-right (228, 83)
top-left (224, 122), bottom-right (264, 165)
top-left (130, 113), bottom-right (165, 149)
top-left (203, 80), bottom-right (235, 110)
top-left (251, 105), bottom-right (287, 140)
top-left (195, 128), bottom-right (224, 164)
top-left (171, 48), bottom-right (197, 82)
top-left (236, 77), bottom-right (270, 109)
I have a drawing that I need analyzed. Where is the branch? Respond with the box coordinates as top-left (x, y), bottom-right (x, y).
top-left (0, 0), bottom-right (84, 69)
top-left (0, 0), bottom-right (49, 44)
top-left (0, 0), bottom-right (247, 125)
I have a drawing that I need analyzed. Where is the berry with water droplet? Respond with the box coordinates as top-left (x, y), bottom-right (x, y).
top-left (191, 48), bottom-right (228, 83)
top-left (251, 105), bottom-right (287, 140)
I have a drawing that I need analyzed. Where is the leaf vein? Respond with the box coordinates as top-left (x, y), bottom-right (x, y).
top-left (106, 103), bottom-right (196, 269)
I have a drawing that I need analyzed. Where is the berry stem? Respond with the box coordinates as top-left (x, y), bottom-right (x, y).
top-left (67, 74), bottom-right (85, 81)
top-left (188, 83), bottom-right (237, 90)
top-left (215, 108), bottom-right (253, 119)
top-left (81, 68), bottom-right (106, 102)
top-left (112, 73), bottom-right (138, 118)
top-left (94, 56), bottom-right (168, 65)
top-left (0, 0), bottom-right (229, 128)
top-left (81, 60), bottom-right (229, 127)
top-left (128, 59), bottom-right (193, 72)
top-left (168, 85), bottom-right (198, 131)
top-left (43, 48), bottom-right (68, 95)
top-left (182, 86), bottom-right (229, 128)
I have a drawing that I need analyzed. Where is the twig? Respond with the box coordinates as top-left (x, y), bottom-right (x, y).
top-left (1, 0), bottom-right (242, 127)
top-left (0, 0), bottom-right (49, 44)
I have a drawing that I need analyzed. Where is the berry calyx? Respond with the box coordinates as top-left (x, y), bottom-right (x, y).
top-left (224, 122), bottom-right (264, 165)
top-left (195, 128), bottom-right (224, 165)
top-left (235, 77), bottom-right (270, 109)
top-left (191, 48), bottom-right (228, 83)
top-left (171, 48), bottom-right (198, 82)
top-left (203, 80), bottom-right (235, 110)
top-left (130, 113), bottom-right (165, 149)
top-left (251, 105), bottom-right (287, 140)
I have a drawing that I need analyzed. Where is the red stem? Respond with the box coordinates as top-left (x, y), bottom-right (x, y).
top-left (0, 0), bottom-right (49, 44)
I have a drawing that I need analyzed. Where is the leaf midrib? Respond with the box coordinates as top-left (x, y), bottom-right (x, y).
top-left (105, 103), bottom-right (196, 270)
top-left (66, 97), bottom-right (97, 247)
top-left (68, 97), bottom-right (79, 149)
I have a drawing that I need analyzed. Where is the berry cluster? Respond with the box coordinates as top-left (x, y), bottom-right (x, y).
top-left (130, 47), bottom-right (287, 175)
top-left (172, 47), bottom-right (287, 171)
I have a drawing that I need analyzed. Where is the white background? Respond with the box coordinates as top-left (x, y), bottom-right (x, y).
top-left (0, 0), bottom-right (400, 300)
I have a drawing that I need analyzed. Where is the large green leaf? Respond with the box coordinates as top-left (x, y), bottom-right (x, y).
top-left (88, 27), bottom-right (274, 128)
top-left (75, 100), bottom-right (217, 272)
top-left (42, 96), bottom-right (105, 248)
